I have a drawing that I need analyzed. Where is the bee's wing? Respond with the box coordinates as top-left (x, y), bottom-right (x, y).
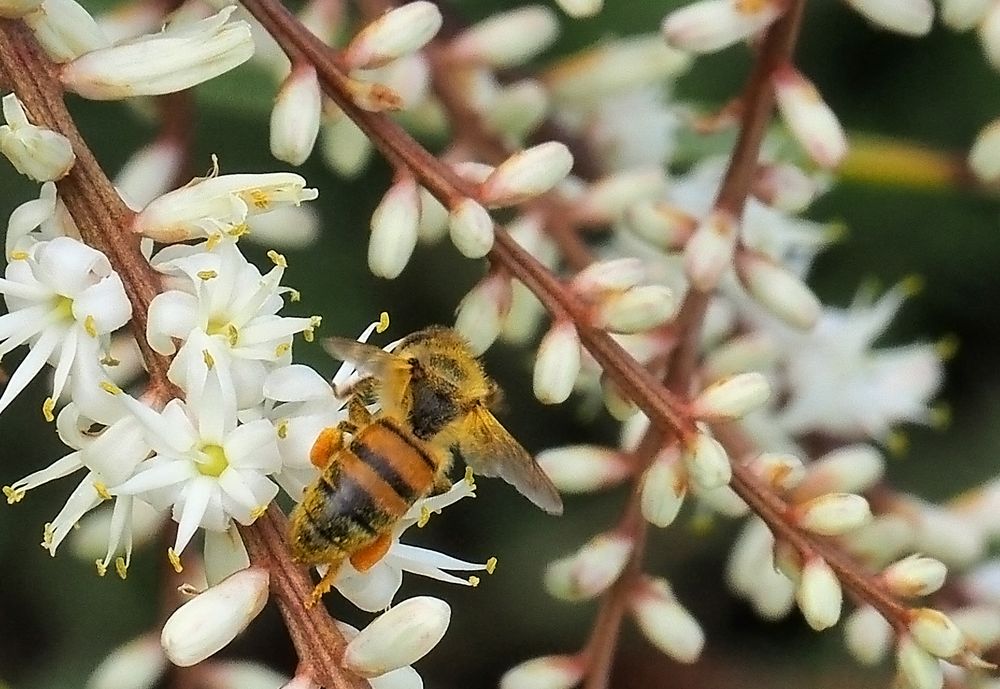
top-left (323, 337), bottom-right (407, 378)
top-left (455, 406), bottom-right (563, 515)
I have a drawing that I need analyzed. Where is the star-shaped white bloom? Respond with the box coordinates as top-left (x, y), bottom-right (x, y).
top-left (0, 236), bottom-right (131, 419)
top-left (111, 371), bottom-right (282, 570)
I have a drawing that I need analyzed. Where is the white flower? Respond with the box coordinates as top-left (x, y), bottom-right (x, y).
top-left (0, 236), bottom-right (131, 417)
top-left (5, 181), bottom-right (79, 259)
top-left (0, 93), bottom-right (76, 182)
top-left (111, 371), bottom-right (282, 570)
top-left (148, 242), bottom-right (316, 409)
top-left (3, 404), bottom-right (152, 577)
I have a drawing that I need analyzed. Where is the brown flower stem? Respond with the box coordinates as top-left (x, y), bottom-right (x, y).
top-left (156, 90), bottom-right (198, 187)
top-left (0, 19), bottom-right (173, 389)
top-left (239, 507), bottom-right (369, 689)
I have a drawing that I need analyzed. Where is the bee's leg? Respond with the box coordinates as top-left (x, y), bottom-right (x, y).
top-left (309, 428), bottom-right (345, 469)
top-left (348, 533), bottom-right (393, 572)
top-left (346, 395), bottom-right (373, 428)
top-left (306, 558), bottom-right (344, 608)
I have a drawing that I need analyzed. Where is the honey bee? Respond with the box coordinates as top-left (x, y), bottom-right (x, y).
top-left (289, 326), bottom-right (562, 604)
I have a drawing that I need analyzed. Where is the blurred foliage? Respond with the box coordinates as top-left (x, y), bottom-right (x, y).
top-left (2, 2), bottom-right (1000, 689)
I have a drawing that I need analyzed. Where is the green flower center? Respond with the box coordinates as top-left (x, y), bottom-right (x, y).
top-left (198, 444), bottom-right (228, 477)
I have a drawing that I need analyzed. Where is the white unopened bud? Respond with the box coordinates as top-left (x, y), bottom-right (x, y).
top-left (844, 605), bottom-right (893, 666)
top-left (684, 209), bottom-right (737, 292)
top-left (622, 201), bottom-right (697, 250)
top-left (344, 1), bottom-right (442, 70)
top-left (417, 186), bottom-right (449, 242)
top-left (570, 258), bottom-right (645, 296)
top-left (321, 110), bottom-right (372, 177)
top-left (160, 567), bottom-right (269, 667)
top-left (499, 655), bottom-right (584, 689)
top-left (114, 138), bottom-right (183, 209)
top-left (87, 633), bottom-right (166, 689)
top-left (913, 503), bottom-right (984, 567)
top-left (24, 0), bottom-right (107, 63)
top-left (969, 119), bottom-right (1000, 183)
top-left (545, 532), bottom-right (633, 601)
top-left (844, 0), bottom-right (934, 36)
top-left (0, 93), bottom-right (75, 182)
top-left (752, 162), bottom-right (822, 214)
top-left (703, 334), bottom-right (780, 379)
top-left (480, 142), bottom-right (574, 207)
top-left (203, 661), bottom-right (290, 689)
top-left (576, 167), bottom-right (668, 223)
top-left (533, 322), bottom-right (582, 404)
top-left (982, 3), bottom-right (1000, 70)
top-left (692, 372), bottom-right (771, 420)
top-left (692, 481), bottom-right (749, 518)
top-left (796, 557), bottom-right (842, 631)
top-left (61, 7), bottom-right (254, 100)
top-left (0, 0), bottom-right (41, 18)
top-left (484, 80), bottom-right (550, 140)
top-left (909, 608), bottom-right (965, 658)
top-left (270, 65), bottom-right (322, 166)
top-left (682, 432), bottom-right (731, 490)
top-left (735, 251), bottom-right (821, 329)
top-left (772, 64), bottom-right (847, 169)
top-left (661, 0), bottom-right (784, 53)
top-left (896, 635), bottom-right (944, 689)
top-left (641, 448), bottom-right (687, 528)
top-left (940, 0), bottom-right (991, 30)
top-left (343, 597), bottom-right (450, 677)
top-left (454, 271), bottom-right (512, 354)
top-left (554, 0), bottom-right (602, 18)
top-left (629, 577), bottom-right (705, 663)
top-left (792, 445), bottom-right (884, 502)
top-left (448, 198), bottom-right (494, 258)
top-left (450, 6), bottom-right (559, 68)
top-left (747, 452), bottom-right (805, 492)
top-left (592, 285), bottom-right (676, 334)
top-left (795, 493), bottom-right (871, 536)
top-left (882, 555), bottom-right (948, 598)
top-left (369, 177), bottom-right (421, 279)
top-left (537, 445), bottom-right (629, 493)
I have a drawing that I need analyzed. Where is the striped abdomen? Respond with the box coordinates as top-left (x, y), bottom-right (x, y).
top-left (290, 418), bottom-right (439, 565)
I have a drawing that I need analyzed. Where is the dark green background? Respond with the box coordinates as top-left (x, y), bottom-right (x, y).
top-left (2, 2), bottom-right (999, 688)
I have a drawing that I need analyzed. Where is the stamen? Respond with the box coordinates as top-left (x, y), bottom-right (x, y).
top-left (250, 505), bottom-right (267, 521)
top-left (41, 522), bottom-right (54, 551)
top-left (464, 466), bottom-right (476, 488)
top-left (468, 575), bottom-right (481, 587)
top-left (93, 481), bottom-right (111, 501)
top-left (95, 559), bottom-right (108, 577)
top-left (274, 342), bottom-right (291, 357)
top-left (277, 420), bottom-right (289, 439)
top-left (197, 270), bottom-right (218, 281)
top-left (249, 189), bottom-right (271, 210)
top-left (84, 315), bottom-right (98, 337)
top-left (287, 288), bottom-right (301, 302)
top-left (100, 355), bottom-right (120, 366)
top-left (42, 397), bottom-right (55, 422)
top-left (100, 381), bottom-right (122, 395)
top-left (267, 249), bottom-right (287, 267)
top-left (203, 349), bottom-right (215, 369)
top-left (206, 233), bottom-right (223, 251)
top-left (167, 547), bottom-right (183, 573)
top-left (115, 556), bottom-right (128, 579)
top-left (226, 323), bottom-right (239, 347)
top-left (936, 334), bottom-right (959, 361)
top-left (377, 311), bottom-right (390, 333)
top-left (227, 223), bottom-right (250, 238)
top-left (486, 557), bottom-right (498, 574)
top-left (418, 505), bottom-right (431, 528)
top-left (3, 485), bottom-right (25, 504)
top-left (9, 250), bottom-right (28, 260)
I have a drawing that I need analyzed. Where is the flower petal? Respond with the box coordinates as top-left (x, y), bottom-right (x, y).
top-left (173, 476), bottom-right (216, 555)
top-left (113, 458), bottom-right (196, 496)
top-left (34, 236), bottom-right (109, 296)
top-left (335, 561), bottom-right (404, 612)
top-left (72, 272), bottom-right (132, 334)
top-left (146, 290), bottom-right (199, 355)
top-left (223, 419), bottom-right (281, 472)
top-left (263, 364), bottom-right (332, 402)
top-left (0, 326), bottom-right (60, 415)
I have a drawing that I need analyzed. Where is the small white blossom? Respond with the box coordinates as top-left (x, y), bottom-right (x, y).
top-left (0, 93), bottom-right (75, 182)
top-left (23, 0), bottom-right (108, 63)
top-left (5, 181), bottom-right (79, 258)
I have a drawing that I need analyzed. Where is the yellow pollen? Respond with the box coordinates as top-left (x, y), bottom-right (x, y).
top-left (250, 505), bottom-right (267, 521)
top-left (100, 355), bottom-right (121, 366)
top-left (249, 189), bottom-right (271, 210)
top-left (203, 349), bottom-right (215, 370)
top-left (900, 274), bottom-right (924, 297)
top-left (936, 334), bottom-right (959, 361)
top-left (41, 522), bottom-right (54, 550)
top-left (115, 556), bottom-right (128, 579)
top-left (486, 557), bottom-right (497, 574)
top-left (84, 315), bottom-right (97, 337)
top-left (277, 420), bottom-right (289, 439)
top-left (227, 323), bottom-right (239, 347)
top-left (197, 270), bottom-right (218, 281)
top-left (93, 481), bottom-right (111, 501)
top-left (100, 381), bottom-right (122, 395)
top-left (288, 289), bottom-right (301, 303)
top-left (886, 430), bottom-right (909, 457)
top-left (930, 402), bottom-right (952, 430)
top-left (168, 548), bottom-right (183, 573)
top-left (468, 576), bottom-right (480, 587)
top-left (52, 295), bottom-right (74, 320)
top-left (267, 250), bottom-right (287, 268)
top-left (227, 223), bottom-right (250, 238)
top-left (464, 466), bottom-right (476, 488)
top-left (205, 233), bottom-right (223, 251)
top-left (95, 559), bottom-right (108, 577)
top-left (275, 342), bottom-right (291, 358)
top-left (417, 505), bottom-right (431, 528)
top-left (42, 397), bottom-right (55, 422)
top-left (10, 250), bottom-right (29, 260)
top-left (377, 311), bottom-right (390, 333)
top-left (197, 444), bottom-right (229, 477)
top-left (3, 485), bottom-right (24, 504)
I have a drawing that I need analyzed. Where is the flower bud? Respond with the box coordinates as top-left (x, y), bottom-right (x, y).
top-left (913, 503), bottom-right (984, 567)
top-left (417, 186), bottom-right (449, 242)
top-left (640, 448), bottom-right (687, 527)
top-left (980, 4), bottom-right (1000, 69)
top-left (682, 432), bottom-right (731, 490)
top-left (0, 93), bottom-right (75, 182)
top-left (87, 633), bottom-right (166, 689)
top-left (703, 333), bottom-right (779, 379)
top-left (533, 322), bottom-right (582, 404)
top-left (692, 481), bottom-right (749, 518)
top-left (661, 0), bottom-right (784, 54)
top-left (484, 80), bottom-right (550, 140)
top-left (940, 0), bottom-right (991, 30)
top-left (896, 635), bottom-right (944, 689)
top-left (622, 201), bottom-right (697, 250)
top-left (369, 666), bottom-right (422, 689)
top-left (499, 655), bottom-right (584, 689)
top-left (845, 0), bottom-right (934, 36)
top-left (794, 493), bottom-right (871, 536)
top-left (735, 251), bottom-right (821, 330)
top-left (344, 1), bottom-right (442, 70)
top-left (480, 142), bottom-right (574, 207)
top-left (950, 605), bottom-right (1000, 650)
top-left (726, 518), bottom-right (774, 597)
top-left (792, 445), bottom-right (884, 503)
top-left (0, 0), bottom-right (41, 18)
top-left (592, 285), bottom-right (676, 334)
top-left (772, 64), bottom-right (847, 169)
top-left (270, 65), bottom-right (322, 166)
top-left (882, 555), bottom-right (948, 598)
top-left (343, 596), bottom-right (451, 677)
top-left (575, 167), bottom-right (668, 223)
top-left (114, 138), bottom-right (183, 209)
top-left (752, 162), bottom-right (822, 214)
top-left (570, 258), bottom-right (645, 296)
top-left (61, 7), bottom-right (254, 100)
top-left (629, 577), bottom-right (704, 664)
top-left (160, 567), bottom-right (269, 667)
top-left (684, 209), bottom-right (737, 292)
top-left (601, 374), bottom-right (638, 421)
top-left (692, 372), bottom-right (771, 420)
top-left (844, 605), bottom-right (893, 666)
top-left (450, 6), bottom-right (559, 68)
top-left (454, 271), bottom-right (512, 354)
top-left (909, 608), bottom-right (965, 658)
top-left (203, 660), bottom-right (290, 689)
top-left (796, 557), bottom-right (842, 631)
top-left (747, 452), bottom-right (805, 492)
top-left (545, 532), bottom-right (633, 601)
top-left (448, 198), bottom-right (494, 258)
top-left (537, 445), bottom-right (629, 494)
top-left (369, 177), bottom-right (421, 279)
top-left (554, 0), bottom-right (602, 18)
top-left (24, 0), bottom-right (107, 63)
top-left (321, 110), bottom-right (372, 177)
top-left (969, 118), bottom-right (1000, 183)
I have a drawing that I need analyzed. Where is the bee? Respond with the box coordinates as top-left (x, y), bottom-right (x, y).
top-left (289, 326), bottom-right (562, 605)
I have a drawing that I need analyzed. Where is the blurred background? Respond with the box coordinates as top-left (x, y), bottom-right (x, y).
top-left (2, 1), bottom-right (1000, 688)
